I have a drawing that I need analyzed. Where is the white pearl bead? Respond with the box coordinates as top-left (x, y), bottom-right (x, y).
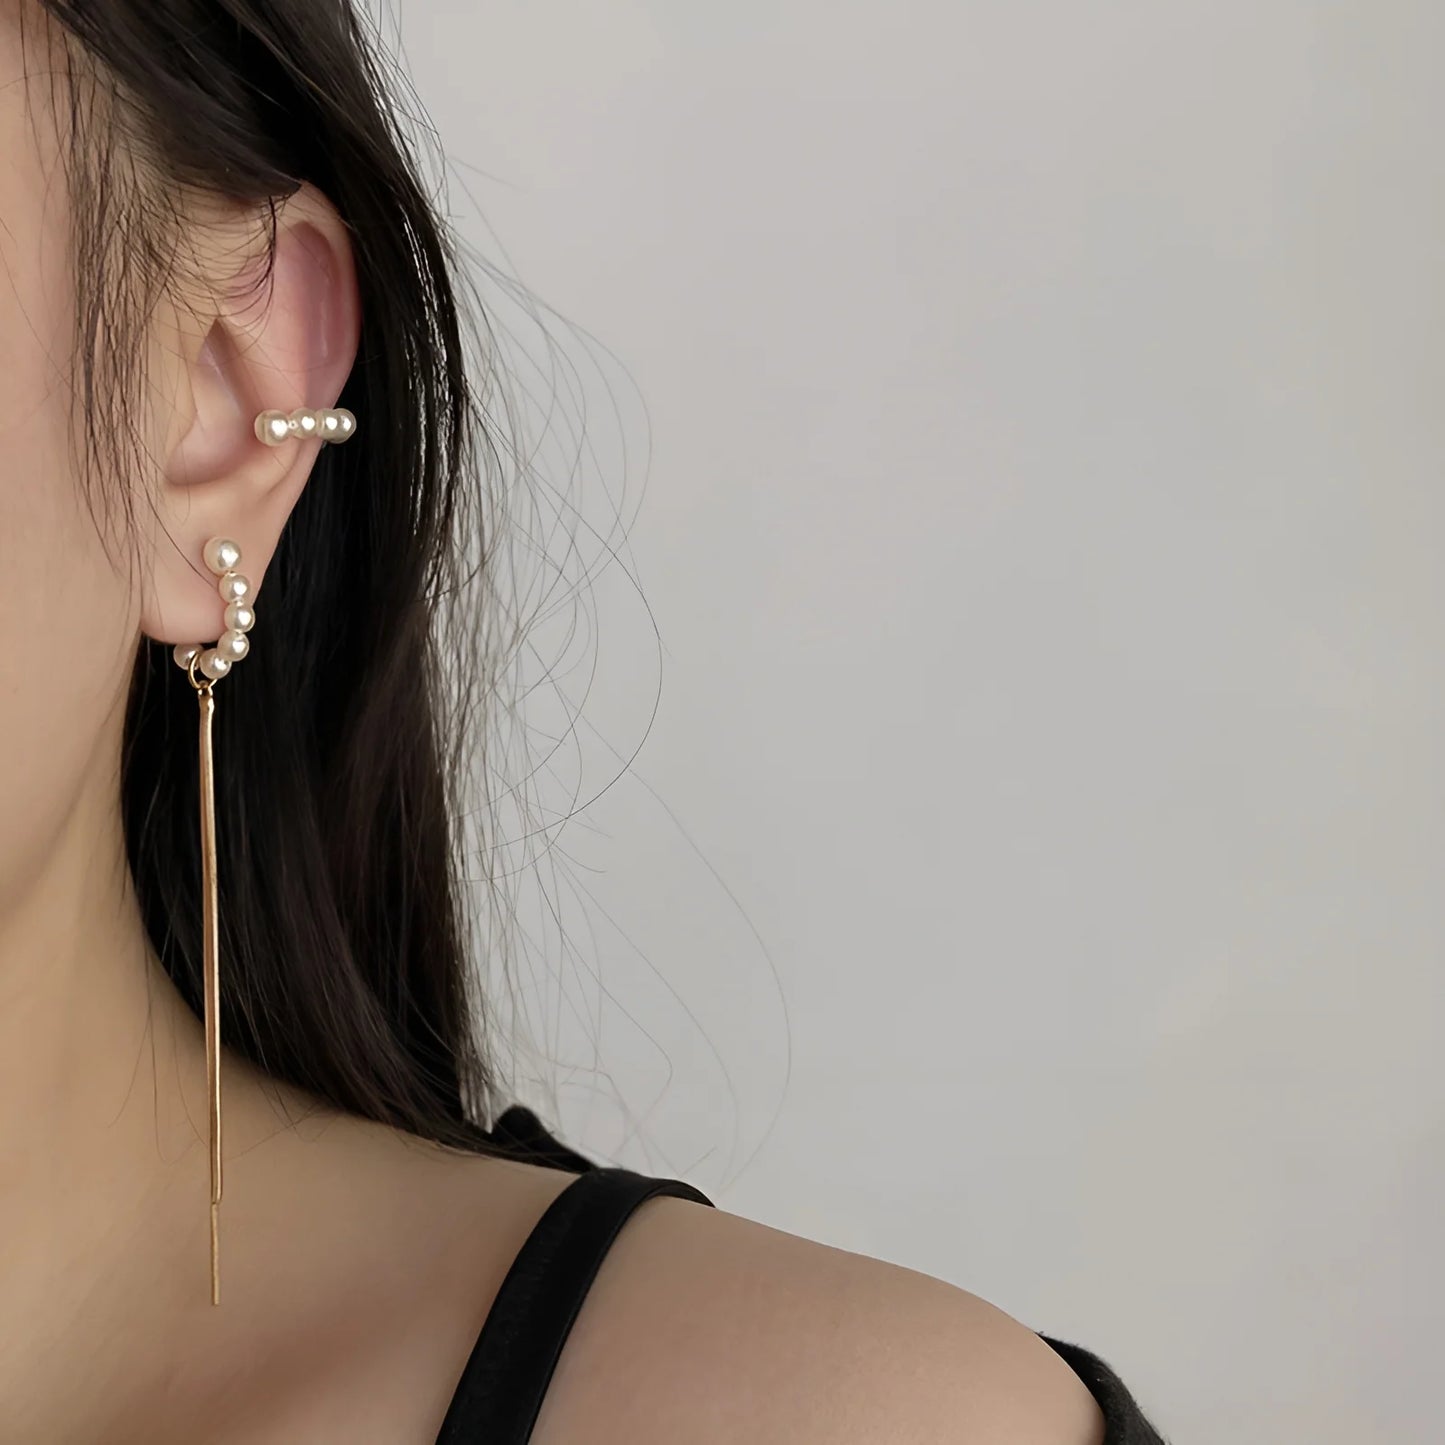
top-left (217, 629), bottom-right (250, 662)
top-left (173, 642), bottom-right (201, 670)
top-left (333, 409), bottom-right (356, 440)
top-left (224, 602), bottom-right (256, 634)
top-left (289, 408), bottom-right (321, 440)
top-left (255, 411), bottom-right (290, 446)
top-left (198, 649), bottom-right (232, 681)
top-left (218, 571), bottom-right (252, 604)
top-left (318, 410), bottom-right (343, 441)
top-left (203, 537), bottom-right (242, 575)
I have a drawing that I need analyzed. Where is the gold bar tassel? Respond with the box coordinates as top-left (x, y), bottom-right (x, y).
top-left (197, 683), bottom-right (223, 1306)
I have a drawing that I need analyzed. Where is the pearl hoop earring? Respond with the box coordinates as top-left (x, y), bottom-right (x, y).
top-left (167, 405), bottom-right (359, 1308)
top-left (172, 537), bottom-right (255, 684)
top-left (170, 535), bottom-right (257, 1309)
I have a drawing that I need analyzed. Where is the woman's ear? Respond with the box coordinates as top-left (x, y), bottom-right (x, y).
top-left (140, 183), bottom-right (361, 646)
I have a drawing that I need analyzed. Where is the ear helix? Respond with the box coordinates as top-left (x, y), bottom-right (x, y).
top-left (254, 407), bottom-right (358, 445)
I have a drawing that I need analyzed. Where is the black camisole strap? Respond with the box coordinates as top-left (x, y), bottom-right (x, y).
top-left (434, 1166), bottom-right (715, 1445)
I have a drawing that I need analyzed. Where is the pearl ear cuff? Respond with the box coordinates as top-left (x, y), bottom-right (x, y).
top-left (253, 406), bottom-right (358, 445)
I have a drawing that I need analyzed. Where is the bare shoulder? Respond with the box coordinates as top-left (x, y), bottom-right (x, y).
top-left (534, 1191), bottom-right (1106, 1445)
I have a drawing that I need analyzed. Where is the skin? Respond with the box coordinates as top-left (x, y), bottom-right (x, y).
top-left (0, 6), bottom-right (1106, 1441)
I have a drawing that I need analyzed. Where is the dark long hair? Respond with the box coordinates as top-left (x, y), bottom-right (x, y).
top-left (35, 0), bottom-right (520, 1154)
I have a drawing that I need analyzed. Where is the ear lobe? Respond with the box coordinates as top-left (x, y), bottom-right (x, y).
top-left (141, 188), bottom-right (361, 648)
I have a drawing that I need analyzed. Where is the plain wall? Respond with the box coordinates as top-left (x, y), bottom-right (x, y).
top-left (392, 4), bottom-right (1444, 1440)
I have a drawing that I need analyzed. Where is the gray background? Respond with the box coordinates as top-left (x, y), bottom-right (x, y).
top-left (393, 4), bottom-right (1443, 1440)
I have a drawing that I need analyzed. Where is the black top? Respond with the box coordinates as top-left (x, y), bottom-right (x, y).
top-left (435, 1107), bottom-right (1169, 1444)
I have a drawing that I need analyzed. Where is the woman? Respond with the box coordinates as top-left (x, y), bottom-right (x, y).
top-left (1, 2), bottom-right (1167, 1440)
